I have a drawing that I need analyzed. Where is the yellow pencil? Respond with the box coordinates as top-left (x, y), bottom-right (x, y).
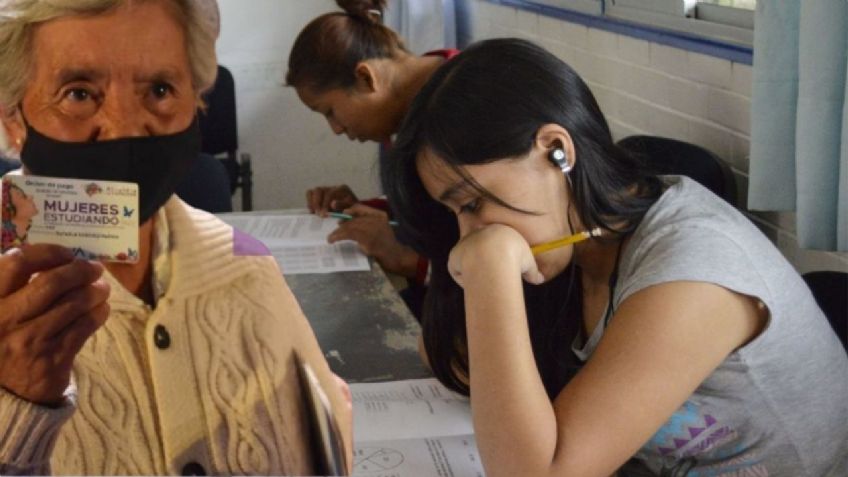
top-left (531, 228), bottom-right (602, 255)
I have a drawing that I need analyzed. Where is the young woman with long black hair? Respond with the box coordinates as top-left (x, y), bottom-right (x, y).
top-left (382, 38), bottom-right (848, 476)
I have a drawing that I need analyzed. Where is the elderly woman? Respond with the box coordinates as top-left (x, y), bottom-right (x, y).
top-left (0, 1), bottom-right (351, 475)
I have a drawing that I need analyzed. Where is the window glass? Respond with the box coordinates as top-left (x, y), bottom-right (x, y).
top-left (697, 0), bottom-right (755, 10)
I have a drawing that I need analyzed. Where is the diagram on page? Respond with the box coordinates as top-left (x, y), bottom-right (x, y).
top-left (351, 379), bottom-right (485, 477)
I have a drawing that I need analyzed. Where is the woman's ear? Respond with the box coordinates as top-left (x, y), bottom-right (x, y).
top-left (0, 107), bottom-right (25, 155)
top-left (353, 61), bottom-right (380, 94)
top-left (534, 123), bottom-right (576, 171)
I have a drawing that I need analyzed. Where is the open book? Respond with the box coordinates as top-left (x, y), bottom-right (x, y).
top-left (351, 379), bottom-right (485, 477)
top-left (219, 213), bottom-right (370, 274)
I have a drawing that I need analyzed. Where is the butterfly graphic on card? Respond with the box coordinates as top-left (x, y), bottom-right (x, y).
top-left (123, 206), bottom-right (135, 218)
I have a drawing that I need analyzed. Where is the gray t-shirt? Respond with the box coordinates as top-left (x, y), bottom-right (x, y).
top-left (573, 176), bottom-right (848, 477)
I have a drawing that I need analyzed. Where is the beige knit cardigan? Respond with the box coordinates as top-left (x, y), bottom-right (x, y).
top-left (0, 198), bottom-right (350, 475)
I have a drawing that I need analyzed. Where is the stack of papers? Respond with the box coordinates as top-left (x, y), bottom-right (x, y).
top-left (351, 379), bottom-right (484, 477)
top-left (219, 214), bottom-right (370, 274)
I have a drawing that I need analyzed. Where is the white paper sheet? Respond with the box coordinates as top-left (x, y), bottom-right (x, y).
top-left (353, 435), bottom-right (484, 477)
top-left (221, 214), bottom-right (338, 246)
top-left (219, 214), bottom-right (370, 274)
top-left (351, 379), bottom-right (485, 477)
top-left (351, 379), bottom-right (474, 442)
top-left (269, 242), bottom-right (370, 275)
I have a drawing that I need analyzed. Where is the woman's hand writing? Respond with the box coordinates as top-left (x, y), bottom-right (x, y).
top-left (327, 204), bottom-right (420, 278)
top-left (306, 185), bottom-right (358, 216)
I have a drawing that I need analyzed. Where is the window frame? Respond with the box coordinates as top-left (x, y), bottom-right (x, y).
top-left (604, 0), bottom-right (753, 47)
top-left (484, 0), bottom-right (753, 63)
top-left (529, 0), bottom-right (603, 15)
top-left (695, 2), bottom-right (754, 30)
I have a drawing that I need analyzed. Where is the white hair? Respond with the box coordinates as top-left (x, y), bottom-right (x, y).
top-left (0, 0), bottom-right (219, 157)
top-left (0, 0), bottom-right (219, 112)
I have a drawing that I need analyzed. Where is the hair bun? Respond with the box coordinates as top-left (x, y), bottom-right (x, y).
top-left (336, 0), bottom-right (387, 22)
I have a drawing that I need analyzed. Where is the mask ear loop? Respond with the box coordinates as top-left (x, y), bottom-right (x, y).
top-left (5, 106), bottom-right (27, 158)
top-left (14, 107), bottom-right (33, 160)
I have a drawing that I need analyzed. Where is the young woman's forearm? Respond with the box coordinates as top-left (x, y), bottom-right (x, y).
top-left (463, 263), bottom-right (559, 477)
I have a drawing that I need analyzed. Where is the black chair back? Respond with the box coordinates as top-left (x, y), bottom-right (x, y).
top-left (618, 135), bottom-right (737, 206)
top-left (200, 65), bottom-right (238, 161)
top-left (198, 65), bottom-right (253, 210)
top-left (803, 271), bottom-right (848, 351)
top-left (176, 153), bottom-right (233, 213)
top-left (0, 157), bottom-right (21, 176)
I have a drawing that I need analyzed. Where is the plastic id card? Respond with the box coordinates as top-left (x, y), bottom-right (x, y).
top-left (1, 173), bottom-right (139, 262)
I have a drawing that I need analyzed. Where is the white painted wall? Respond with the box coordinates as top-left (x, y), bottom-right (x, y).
top-left (465, 0), bottom-right (848, 273)
top-left (216, 0), bottom-right (382, 211)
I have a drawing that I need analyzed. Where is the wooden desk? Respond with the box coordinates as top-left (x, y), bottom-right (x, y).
top-left (221, 211), bottom-right (431, 383)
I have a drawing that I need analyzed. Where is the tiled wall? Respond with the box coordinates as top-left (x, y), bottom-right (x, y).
top-left (466, 0), bottom-right (848, 273)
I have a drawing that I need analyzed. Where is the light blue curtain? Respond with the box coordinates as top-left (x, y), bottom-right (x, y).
top-left (748, 0), bottom-right (848, 251)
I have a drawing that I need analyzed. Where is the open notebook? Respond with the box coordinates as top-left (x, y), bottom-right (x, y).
top-left (351, 379), bottom-right (484, 477)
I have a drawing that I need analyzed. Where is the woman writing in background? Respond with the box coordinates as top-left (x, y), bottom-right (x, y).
top-left (287, 0), bottom-right (458, 289)
top-left (383, 38), bottom-right (848, 476)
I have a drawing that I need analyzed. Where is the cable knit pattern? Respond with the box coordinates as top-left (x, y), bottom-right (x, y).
top-left (0, 387), bottom-right (75, 474)
top-left (0, 197), bottom-right (344, 475)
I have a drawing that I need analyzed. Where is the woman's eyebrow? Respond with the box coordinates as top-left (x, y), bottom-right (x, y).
top-left (439, 180), bottom-right (471, 203)
top-left (56, 67), bottom-right (105, 85)
top-left (133, 67), bottom-right (184, 83)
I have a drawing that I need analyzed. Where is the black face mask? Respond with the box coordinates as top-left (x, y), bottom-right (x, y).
top-left (20, 118), bottom-right (200, 224)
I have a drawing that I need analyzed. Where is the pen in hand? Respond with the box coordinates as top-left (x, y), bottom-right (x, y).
top-left (328, 212), bottom-right (399, 227)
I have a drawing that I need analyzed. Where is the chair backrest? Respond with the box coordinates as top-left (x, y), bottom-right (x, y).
top-left (0, 157), bottom-right (21, 176)
top-left (176, 153), bottom-right (233, 213)
top-left (803, 271), bottom-right (848, 351)
top-left (617, 135), bottom-right (738, 206)
top-left (198, 65), bottom-right (248, 200)
top-left (199, 65), bottom-right (238, 157)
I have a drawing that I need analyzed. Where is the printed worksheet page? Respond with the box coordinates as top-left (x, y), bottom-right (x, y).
top-left (353, 435), bottom-right (484, 477)
top-left (270, 241), bottom-right (370, 275)
top-left (221, 214), bottom-right (338, 246)
top-left (351, 379), bottom-right (474, 442)
top-left (219, 213), bottom-right (370, 274)
top-left (351, 379), bottom-right (485, 477)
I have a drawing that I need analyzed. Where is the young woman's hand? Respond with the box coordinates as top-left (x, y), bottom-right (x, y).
top-left (447, 224), bottom-right (544, 288)
top-left (327, 203), bottom-right (420, 278)
top-left (0, 245), bottom-right (111, 406)
top-left (305, 185), bottom-right (358, 216)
